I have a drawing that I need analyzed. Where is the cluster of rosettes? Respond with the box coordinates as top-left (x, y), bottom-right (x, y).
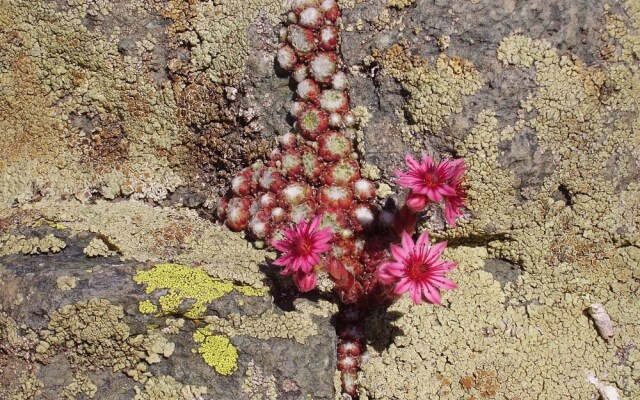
top-left (218, 0), bottom-right (383, 294)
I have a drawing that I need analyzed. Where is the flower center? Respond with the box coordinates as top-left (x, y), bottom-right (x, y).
top-left (295, 237), bottom-right (312, 255)
top-left (422, 172), bottom-right (439, 187)
top-left (406, 254), bottom-right (429, 281)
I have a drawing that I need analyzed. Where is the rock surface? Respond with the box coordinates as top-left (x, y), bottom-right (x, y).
top-left (1, 0), bottom-right (639, 399)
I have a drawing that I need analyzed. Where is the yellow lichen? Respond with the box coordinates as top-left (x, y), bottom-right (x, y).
top-left (134, 263), bottom-right (259, 319)
top-left (192, 329), bottom-right (238, 376)
top-left (138, 300), bottom-right (158, 315)
top-left (235, 285), bottom-right (269, 297)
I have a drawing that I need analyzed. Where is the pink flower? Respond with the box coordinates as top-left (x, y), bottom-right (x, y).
top-left (273, 215), bottom-right (333, 275)
top-left (395, 154), bottom-right (465, 203)
top-left (377, 231), bottom-right (457, 305)
top-left (443, 180), bottom-right (467, 226)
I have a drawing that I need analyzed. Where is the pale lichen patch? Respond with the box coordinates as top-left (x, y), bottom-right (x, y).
top-left (83, 237), bottom-right (117, 257)
top-left (59, 372), bottom-right (98, 399)
top-left (133, 375), bottom-right (207, 400)
top-left (203, 309), bottom-right (318, 345)
top-left (38, 298), bottom-right (175, 385)
top-left (0, 234), bottom-right (66, 256)
top-left (55, 276), bottom-right (78, 291)
top-left (375, 42), bottom-right (483, 150)
top-left (3, 199), bottom-right (270, 286)
top-left (242, 360), bottom-right (278, 400)
top-left (387, 0), bottom-right (416, 10)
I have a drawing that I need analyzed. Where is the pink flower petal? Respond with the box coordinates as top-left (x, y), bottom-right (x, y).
top-left (400, 231), bottom-right (414, 252)
top-left (294, 272), bottom-right (317, 292)
top-left (406, 154), bottom-right (421, 171)
top-left (415, 230), bottom-right (430, 248)
top-left (390, 244), bottom-right (408, 263)
top-left (406, 193), bottom-right (428, 212)
top-left (429, 276), bottom-right (457, 290)
top-left (377, 225), bottom-right (457, 306)
top-left (410, 285), bottom-right (422, 304)
top-left (422, 283), bottom-right (441, 304)
top-left (426, 242), bottom-right (447, 264)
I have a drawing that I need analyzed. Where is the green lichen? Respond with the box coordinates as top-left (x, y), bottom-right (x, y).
top-left (193, 328), bottom-right (238, 376)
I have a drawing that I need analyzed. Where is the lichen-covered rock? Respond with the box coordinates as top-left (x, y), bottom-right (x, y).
top-left (0, 245), bottom-right (335, 399)
top-left (1, 0), bottom-right (639, 399)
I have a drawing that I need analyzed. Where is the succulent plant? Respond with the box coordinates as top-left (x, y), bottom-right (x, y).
top-left (219, 1), bottom-right (468, 397)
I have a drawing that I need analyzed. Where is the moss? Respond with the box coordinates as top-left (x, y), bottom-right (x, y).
top-left (193, 329), bottom-right (238, 376)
